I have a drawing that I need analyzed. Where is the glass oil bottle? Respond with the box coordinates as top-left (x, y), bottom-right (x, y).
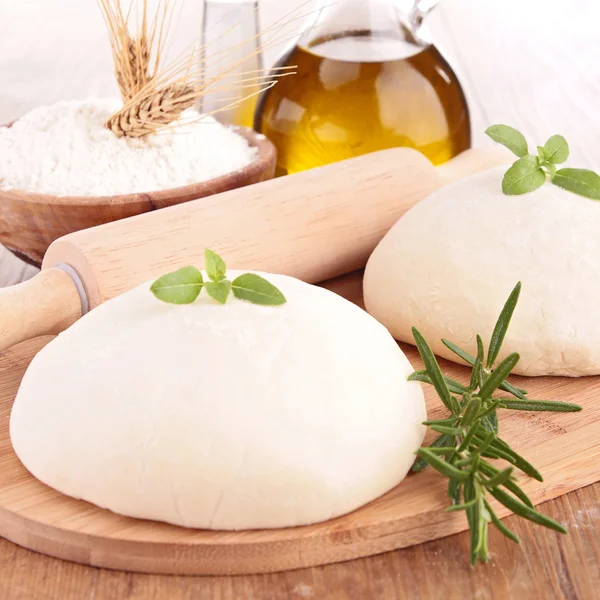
top-left (254, 0), bottom-right (471, 175)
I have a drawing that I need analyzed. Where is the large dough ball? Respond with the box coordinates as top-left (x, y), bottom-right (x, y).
top-left (10, 272), bottom-right (425, 530)
top-left (364, 167), bottom-right (600, 376)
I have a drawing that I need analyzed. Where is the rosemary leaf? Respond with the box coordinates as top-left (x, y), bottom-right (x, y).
top-left (487, 282), bottom-right (522, 368)
top-left (412, 328), bottom-right (456, 414)
top-left (481, 409), bottom-right (499, 434)
top-left (458, 420), bottom-right (481, 452)
top-left (412, 434), bottom-right (453, 472)
top-left (464, 477), bottom-right (481, 565)
top-left (480, 461), bottom-right (535, 508)
top-left (462, 397), bottom-right (482, 428)
top-left (484, 499), bottom-right (521, 543)
top-left (489, 487), bottom-right (567, 534)
top-left (408, 370), bottom-right (470, 394)
top-left (478, 435), bottom-right (543, 481)
top-left (497, 398), bottom-right (582, 412)
top-left (422, 417), bottom-right (457, 426)
top-left (446, 498), bottom-right (478, 511)
top-left (500, 380), bottom-right (528, 400)
top-left (442, 339), bottom-right (476, 366)
top-left (479, 353), bottom-right (520, 400)
top-left (430, 424), bottom-right (463, 436)
top-left (484, 466), bottom-right (514, 489)
top-left (416, 449), bottom-right (469, 481)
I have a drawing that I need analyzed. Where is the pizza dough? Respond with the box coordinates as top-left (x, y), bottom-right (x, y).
top-left (10, 272), bottom-right (425, 530)
top-left (364, 167), bottom-right (600, 376)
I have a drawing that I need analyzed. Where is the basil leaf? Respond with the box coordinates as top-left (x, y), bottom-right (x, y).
top-left (204, 248), bottom-right (227, 282)
top-left (150, 266), bottom-right (204, 304)
top-left (204, 279), bottom-right (232, 304)
top-left (543, 134), bottom-right (569, 164)
top-left (537, 146), bottom-right (546, 162)
top-left (485, 124), bottom-right (529, 158)
top-left (502, 156), bottom-right (546, 195)
top-left (231, 273), bottom-right (287, 305)
top-left (552, 168), bottom-right (600, 200)
top-left (544, 161), bottom-right (557, 180)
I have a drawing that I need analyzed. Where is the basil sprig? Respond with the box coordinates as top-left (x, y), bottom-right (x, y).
top-left (485, 124), bottom-right (600, 199)
top-left (150, 249), bottom-right (287, 306)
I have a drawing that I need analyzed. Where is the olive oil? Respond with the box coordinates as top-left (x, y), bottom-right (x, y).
top-left (255, 31), bottom-right (471, 175)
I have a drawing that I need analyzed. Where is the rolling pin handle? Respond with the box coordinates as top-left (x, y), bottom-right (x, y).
top-left (0, 266), bottom-right (83, 353)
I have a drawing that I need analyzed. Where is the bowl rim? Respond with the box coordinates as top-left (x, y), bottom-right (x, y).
top-left (0, 122), bottom-right (276, 206)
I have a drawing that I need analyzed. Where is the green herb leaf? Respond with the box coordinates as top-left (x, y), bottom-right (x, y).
top-left (502, 155), bottom-right (547, 195)
top-left (204, 249), bottom-right (227, 282)
top-left (489, 487), bottom-right (567, 534)
top-left (412, 434), bottom-right (454, 472)
top-left (485, 124), bottom-right (529, 158)
top-left (408, 370), bottom-right (470, 394)
top-left (442, 339), bottom-right (476, 367)
top-left (231, 273), bottom-right (287, 306)
top-left (544, 161), bottom-right (557, 180)
top-left (204, 279), bottom-right (232, 304)
top-left (480, 410), bottom-right (499, 434)
top-left (479, 435), bottom-right (542, 481)
top-left (412, 328), bottom-right (456, 415)
top-left (416, 448), bottom-right (469, 481)
top-left (543, 134), bottom-right (569, 164)
top-left (500, 381), bottom-right (528, 400)
top-left (150, 266), bottom-right (204, 304)
top-left (497, 398), bottom-right (582, 412)
top-left (430, 424), bottom-right (462, 436)
top-left (479, 353), bottom-right (520, 400)
top-left (480, 461), bottom-right (534, 508)
top-left (448, 478), bottom-right (462, 504)
top-left (423, 417), bottom-right (457, 426)
top-left (487, 282), bottom-right (521, 368)
top-left (537, 146), bottom-right (546, 163)
top-left (484, 499), bottom-right (521, 543)
top-left (484, 466), bottom-right (514, 489)
top-left (462, 397), bottom-right (482, 429)
top-left (446, 498), bottom-right (478, 512)
top-left (552, 168), bottom-right (600, 200)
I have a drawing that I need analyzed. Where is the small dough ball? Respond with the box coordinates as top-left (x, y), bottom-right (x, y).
top-left (10, 272), bottom-right (425, 530)
top-left (364, 167), bottom-right (600, 377)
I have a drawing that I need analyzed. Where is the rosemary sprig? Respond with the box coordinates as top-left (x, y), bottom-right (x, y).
top-left (409, 282), bottom-right (582, 565)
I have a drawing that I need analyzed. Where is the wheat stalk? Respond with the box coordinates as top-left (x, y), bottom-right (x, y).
top-left (98, 0), bottom-right (307, 138)
top-left (106, 83), bottom-right (196, 137)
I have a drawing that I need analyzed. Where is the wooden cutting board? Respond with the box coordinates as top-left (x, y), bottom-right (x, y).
top-left (1, 273), bottom-right (599, 576)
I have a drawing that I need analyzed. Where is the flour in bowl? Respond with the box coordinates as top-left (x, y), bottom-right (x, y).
top-left (0, 97), bottom-right (257, 196)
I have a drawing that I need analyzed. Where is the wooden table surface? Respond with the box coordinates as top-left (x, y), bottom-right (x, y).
top-left (1, 0), bottom-right (599, 598)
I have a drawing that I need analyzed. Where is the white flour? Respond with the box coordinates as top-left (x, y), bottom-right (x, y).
top-left (0, 97), bottom-right (257, 196)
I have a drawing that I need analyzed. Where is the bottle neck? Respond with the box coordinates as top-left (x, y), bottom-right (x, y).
top-left (299, 0), bottom-right (435, 59)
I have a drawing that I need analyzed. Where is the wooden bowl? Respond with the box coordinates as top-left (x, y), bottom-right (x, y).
top-left (0, 126), bottom-right (276, 266)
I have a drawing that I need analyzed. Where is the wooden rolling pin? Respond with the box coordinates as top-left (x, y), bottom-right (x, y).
top-left (1, 146), bottom-right (511, 352)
